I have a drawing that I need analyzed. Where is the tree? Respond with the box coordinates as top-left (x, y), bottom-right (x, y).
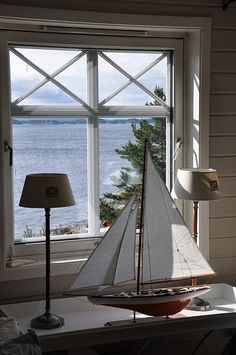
top-left (100, 86), bottom-right (166, 224)
top-left (116, 85), bottom-right (166, 177)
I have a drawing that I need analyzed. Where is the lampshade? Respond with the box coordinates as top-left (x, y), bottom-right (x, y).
top-left (172, 168), bottom-right (221, 201)
top-left (19, 173), bottom-right (75, 208)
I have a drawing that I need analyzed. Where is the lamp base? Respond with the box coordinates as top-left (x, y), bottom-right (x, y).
top-left (31, 312), bottom-right (64, 329)
top-left (186, 297), bottom-right (211, 311)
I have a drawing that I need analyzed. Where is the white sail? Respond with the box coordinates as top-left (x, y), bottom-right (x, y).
top-left (142, 148), bottom-right (215, 284)
top-left (69, 142), bottom-right (215, 296)
top-left (68, 196), bottom-right (137, 290)
top-left (114, 201), bottom-right (138, 284)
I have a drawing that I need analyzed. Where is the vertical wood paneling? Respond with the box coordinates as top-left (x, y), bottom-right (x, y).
top-left (209, 22), bottom-right (236, 276)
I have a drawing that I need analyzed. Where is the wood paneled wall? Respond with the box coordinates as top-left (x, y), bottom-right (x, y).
top-left (209, 15), bottom-right (236, 282)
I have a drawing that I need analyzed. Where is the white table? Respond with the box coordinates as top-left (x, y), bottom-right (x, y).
top-left (1, 283), bottom-right (236, 354)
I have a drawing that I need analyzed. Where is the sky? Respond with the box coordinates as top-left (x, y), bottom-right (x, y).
top-left (10, 47), bottom-right (168, 108)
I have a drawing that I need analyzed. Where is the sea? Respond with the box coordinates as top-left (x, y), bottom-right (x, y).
top-left (13, 121), bottom-right (136, 241)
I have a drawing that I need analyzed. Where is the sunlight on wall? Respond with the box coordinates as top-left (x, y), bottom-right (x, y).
top-left (193, 72), bottom-right (200, 168)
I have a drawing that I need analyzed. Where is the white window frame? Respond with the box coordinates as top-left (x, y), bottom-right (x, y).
top-left (0, 10), bottom-right (211, 283)
top-left (10, 45), bottom-right (172, 238)
top-left (2, 33), bottom-right (180, 250)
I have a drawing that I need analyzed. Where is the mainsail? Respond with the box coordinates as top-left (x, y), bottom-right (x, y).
top-left (69, 143), bottom-right (215, 294)
top-left (141, 148), bottom-right (215, 284)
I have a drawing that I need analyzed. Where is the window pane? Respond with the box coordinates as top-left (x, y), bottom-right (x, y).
top-left (13, 118), bottom-right (88, 242)
top-left (99, 117), bottom-right (166, 228)
top-left (10, 47), bottom-right (87, 105)
top-left (100, 120), bottom-right (136, 196)
top-left (10, 51), bottom-right (45, 103)
top-left (98, 51), bottom-right (168, 106)
top-left (10, 44), bottom-right (171, 243)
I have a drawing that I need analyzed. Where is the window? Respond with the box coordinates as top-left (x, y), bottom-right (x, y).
top-left (0, 15), bottom-right (211, 280)
top-left (8, 38), bottom-right (177, 247)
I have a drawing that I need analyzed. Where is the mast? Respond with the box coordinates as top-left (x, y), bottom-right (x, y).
top-left (136, 139), bottom-right (147, 294)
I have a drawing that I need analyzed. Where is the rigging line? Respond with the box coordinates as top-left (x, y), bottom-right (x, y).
top-left (140, 275), bottom-right (195, 286)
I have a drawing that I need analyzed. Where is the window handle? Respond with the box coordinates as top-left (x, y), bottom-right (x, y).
top-left (173, 137), bottom-right (182, 160)
top-left (4, 141), bottom-right (13, 166)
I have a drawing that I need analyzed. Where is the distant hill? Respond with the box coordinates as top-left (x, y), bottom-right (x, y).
top-left (12, 118), bottom-right (149, 125)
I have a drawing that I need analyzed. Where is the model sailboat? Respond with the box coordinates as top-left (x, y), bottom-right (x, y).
top-left (68, 141), bottom-right (215, 317)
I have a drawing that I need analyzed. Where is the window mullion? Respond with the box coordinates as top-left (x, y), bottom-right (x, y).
top-left (165, 52), bottom-right (173, 190)
top-left (87, 50), bottom-right (100, 236)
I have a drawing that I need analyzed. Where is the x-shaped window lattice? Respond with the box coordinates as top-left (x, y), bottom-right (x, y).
top-left (10, 47), bottom-right (170, 114)
top-left (98, 51), bottom-right (169, 112)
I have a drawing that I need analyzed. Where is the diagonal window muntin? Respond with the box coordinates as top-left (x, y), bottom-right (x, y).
top-left (11, 48), bottom-right (87, 106)
top-left (98, 51), bottom-right (170, 111)
top-left (10, 45), bottom-right (170, 118)
top-left (10, 46), bottom-right (95, 115)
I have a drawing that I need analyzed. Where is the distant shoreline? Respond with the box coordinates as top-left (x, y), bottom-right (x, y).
top-left (12, 118), bottom-right (149, 125)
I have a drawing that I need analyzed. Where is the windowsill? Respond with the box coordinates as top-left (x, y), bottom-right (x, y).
top-left (13, 234), bottom-right (102, 258)
top-left (1, 255), bottom-right (88, 282)
top-left (2, 230), bottom-right (105, 282)
top-left (14, 229), bottom-right (106, 244)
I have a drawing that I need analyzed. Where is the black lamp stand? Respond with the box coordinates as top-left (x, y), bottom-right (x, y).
top-left (31, 208), bottom-right (64, 329)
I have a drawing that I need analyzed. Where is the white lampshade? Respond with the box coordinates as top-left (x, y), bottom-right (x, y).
top-left (19, 173), bottom-right (75, 208)
top-left (172, 168), bottom-right (221, 201)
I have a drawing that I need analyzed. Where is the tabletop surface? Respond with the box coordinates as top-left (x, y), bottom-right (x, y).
top-left (1, 283), bottom-right (236, 349)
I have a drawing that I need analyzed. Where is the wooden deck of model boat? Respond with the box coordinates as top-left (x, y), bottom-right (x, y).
top-left (88, 286), bottom-right (210, 317)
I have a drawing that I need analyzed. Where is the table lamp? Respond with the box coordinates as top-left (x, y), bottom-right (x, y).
top-left (172, 168), bottom-right (221, 310)
top-left (19, 173), bottom-right (75, 329)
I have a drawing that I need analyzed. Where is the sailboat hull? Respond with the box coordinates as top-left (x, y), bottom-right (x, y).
top-left (88, 286), bottom-right (210, 317)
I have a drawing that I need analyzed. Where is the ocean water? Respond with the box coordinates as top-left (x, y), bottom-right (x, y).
top-left (13, 122), bottom-right (135, 241)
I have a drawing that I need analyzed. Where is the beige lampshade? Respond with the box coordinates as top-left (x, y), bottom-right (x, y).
top-left (19, 173), bottom-right (75, 208)
top-left (172, 168), bottom-right (221, 201)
